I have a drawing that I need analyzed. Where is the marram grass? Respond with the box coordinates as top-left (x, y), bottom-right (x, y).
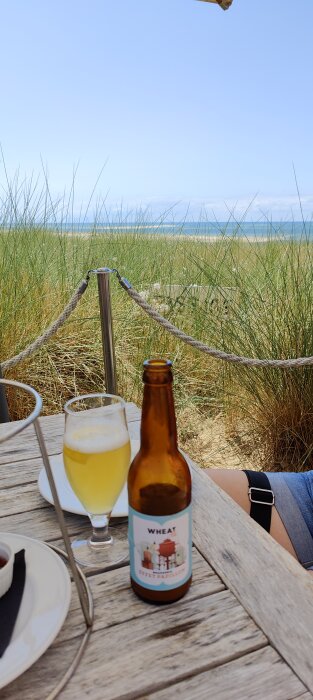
top-left (2, 217), bottom-right (313, 471)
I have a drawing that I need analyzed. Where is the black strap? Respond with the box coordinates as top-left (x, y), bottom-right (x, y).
top-left (0, 549), bottom-right (26, 657)
top-left (243, 470), bottom-right (274, 533)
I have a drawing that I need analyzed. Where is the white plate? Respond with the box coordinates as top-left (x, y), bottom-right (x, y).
top-left (0, 532), bottom-right (71, 690)
top-left (38, 438), bottom-right (140, 517)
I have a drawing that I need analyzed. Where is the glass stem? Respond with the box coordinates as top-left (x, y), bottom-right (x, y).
top-left (89, 514), bottom-right (113, 546)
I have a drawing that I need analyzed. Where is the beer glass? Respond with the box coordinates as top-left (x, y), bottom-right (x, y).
top-left (63, 393), bottom-right (131, 568)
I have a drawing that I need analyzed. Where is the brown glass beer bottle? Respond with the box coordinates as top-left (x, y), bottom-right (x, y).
top-left (128, 359), bottom-right (192, 603)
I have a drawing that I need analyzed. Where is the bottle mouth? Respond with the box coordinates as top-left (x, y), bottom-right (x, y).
top-left (143, 359), bottom-right (172, 370)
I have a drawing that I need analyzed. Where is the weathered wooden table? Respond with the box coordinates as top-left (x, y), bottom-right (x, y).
top-left (1, 403), bottom-right (313, 699)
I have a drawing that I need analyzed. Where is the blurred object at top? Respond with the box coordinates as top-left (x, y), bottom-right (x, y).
top-left (197, 0), bottom-right (233, 10)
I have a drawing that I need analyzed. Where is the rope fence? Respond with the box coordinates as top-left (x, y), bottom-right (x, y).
top-left (114, 270), bottom-right (313, 369)
top-left (1, 276), bottom-right (90, 373)
top-left (2, 267), bottom-right (313, 374)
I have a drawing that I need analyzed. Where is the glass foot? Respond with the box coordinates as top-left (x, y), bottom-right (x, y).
top-left (70, 526), bottom-right (129, 569)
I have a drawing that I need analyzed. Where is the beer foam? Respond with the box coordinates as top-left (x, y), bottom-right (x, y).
top-left (64, 423), bottom-right (129, 454)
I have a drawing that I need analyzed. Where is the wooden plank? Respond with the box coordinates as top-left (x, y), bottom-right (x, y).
top-left (56, 548), bottom-right (225, 644)
top-left (0, 403), bottom-right (141, 465)
top-left (0, 546), bottom-right (221, 700)
top-left (0, 506), bottom-right (88, 542)
top-left (191, 461), bottom-right (313, 694)
top-left (57, 589), bottom-right (267, 700)
top-left (0, 413), bottom-right (65, 465)
top-left (0, 456), bottom-right (43, 488)
top-left (2, 410), bottom-right (308, 700)
top-left (143, 646), bottom-right (311, 700)
top-left (1, 589), bottom-right (267, 700)
top-left (0, 481), bottom-right (52, 517)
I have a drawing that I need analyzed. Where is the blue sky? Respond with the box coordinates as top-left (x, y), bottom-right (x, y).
top-left (0, 0), bottom-right (312, 221)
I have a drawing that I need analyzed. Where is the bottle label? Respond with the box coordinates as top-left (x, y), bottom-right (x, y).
top-left (128, 504), bottom-right (192, 591)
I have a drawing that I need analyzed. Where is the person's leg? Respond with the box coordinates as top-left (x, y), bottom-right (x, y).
top-left (204, 468), bottom-right (298, 560)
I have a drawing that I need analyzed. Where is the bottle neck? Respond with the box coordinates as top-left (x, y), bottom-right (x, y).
top-left (140, 382), bottom-right (178, 452)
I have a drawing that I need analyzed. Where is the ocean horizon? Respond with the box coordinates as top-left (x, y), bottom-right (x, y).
top-left (2, 220), bottom-right (313, 239)
top-left (46, 220), bottom-right (312, 239)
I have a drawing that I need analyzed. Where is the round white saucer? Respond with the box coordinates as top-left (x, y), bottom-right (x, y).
top-left (0, 532), bottom-right (71, 690)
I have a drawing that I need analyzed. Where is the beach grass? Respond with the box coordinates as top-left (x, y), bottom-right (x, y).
top-left (0, 224), bottom-right (221, 415)
top-left (194, 232), bottom-right (313, 471)
top-left (1, 183), bottom-right (313, 471)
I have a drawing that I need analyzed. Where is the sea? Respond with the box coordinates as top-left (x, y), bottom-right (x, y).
top-left (44, 220), bottom-right (312, 240)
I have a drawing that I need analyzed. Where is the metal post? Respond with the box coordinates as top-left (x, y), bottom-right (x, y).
top-left (95, 268), bottom-right (117, 395)
top-left (0, 366), bottom-right (10, 422)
